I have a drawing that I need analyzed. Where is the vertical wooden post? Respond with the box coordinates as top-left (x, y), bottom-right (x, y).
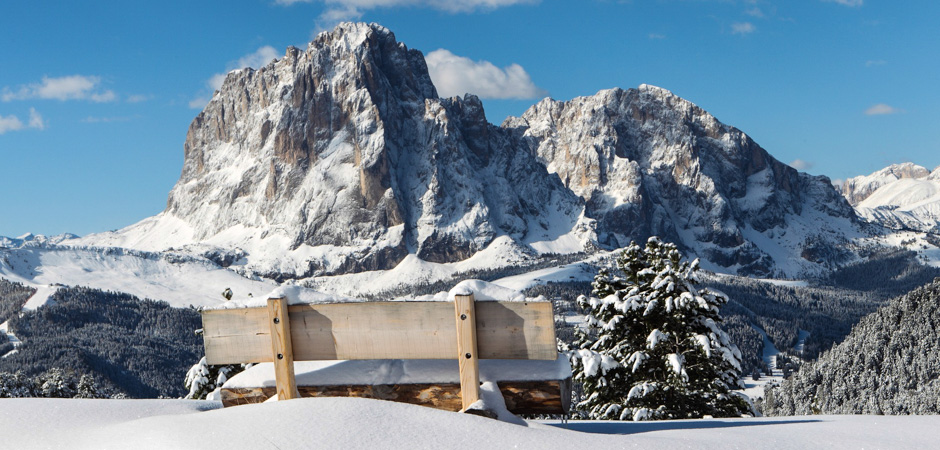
top-left (454, 293), bottom-right (480, 410)
top-left (267, 297), bottom-right (299, 400)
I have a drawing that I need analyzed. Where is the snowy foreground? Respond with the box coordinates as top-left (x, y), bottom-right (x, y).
top-left (2, 397), bottom-right (938, 450)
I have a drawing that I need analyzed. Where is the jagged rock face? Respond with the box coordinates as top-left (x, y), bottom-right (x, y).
top-left (841, 162), bottom-right (931, 206)
top-left (160, 22), bottom-right (581, 275)
top-left (505, 85), bottom-right (858, 276)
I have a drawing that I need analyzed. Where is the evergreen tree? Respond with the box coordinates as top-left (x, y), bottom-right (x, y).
top-left (183, 356), bottom-right (244, 400)
top-left (571, 237), bottom-right (750, 420)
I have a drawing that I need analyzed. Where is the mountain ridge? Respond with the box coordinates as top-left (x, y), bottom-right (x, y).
top-left (71, 22), bottom-right (861, 280)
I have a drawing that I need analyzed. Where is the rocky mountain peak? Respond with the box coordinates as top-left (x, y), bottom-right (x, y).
top-left (89, 22), bottom-right (582, 279)
top-left (507, 84), bottom-right (857, 276)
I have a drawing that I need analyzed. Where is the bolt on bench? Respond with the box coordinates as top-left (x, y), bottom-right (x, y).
top-left (201, 292), bottom-right (571, 415)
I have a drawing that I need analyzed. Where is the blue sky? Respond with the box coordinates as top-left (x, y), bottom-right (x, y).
top-left (1, 0), bottom-right (937, 237)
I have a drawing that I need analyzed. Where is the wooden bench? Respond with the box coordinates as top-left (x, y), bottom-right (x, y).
top-left (201, 293), bottom-right (571, 415)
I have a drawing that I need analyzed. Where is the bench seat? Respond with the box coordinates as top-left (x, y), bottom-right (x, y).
top-left (220, 357), bottom-right (572, 415)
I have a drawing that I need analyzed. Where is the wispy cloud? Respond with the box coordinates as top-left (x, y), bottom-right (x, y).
top-left (0, 108), bottom-right (45, 135)
top-left (865, 60), bottom-right (886, 67)
top-left (280, 0), bottom-right (536, 12)
top-left (0, 115), bottom-right (24, 134)
top-left (28, 108), bottom-right (45, 130)
top-left (425, 49), bottom-right (547, 100)
top-left (824, 0), bottom-right (863, 6)
top-left (126, 94), bottom-right (153, 103)
top-left (731, 22), bottom-right (756, 35)
top-left (190, 46), bottom-right (280, 109)
top-left (286, 0), bottom-right (538, 30)
top-left (648, 33), bottom-right (666, 40)
top-left (81, 115), bottom-right (134, 123)
top-left (745, 7), bottom-right (764, 18)
top-left (2, 75), bottom-right (116, 102)
top-left (790, 159), bottom-right (813, 171)
top-left (865, 103), bottom-right (902, 116)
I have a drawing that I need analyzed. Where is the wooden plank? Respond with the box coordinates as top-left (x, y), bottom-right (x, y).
top-left (203, 300), bottom-right (557, 364)
top-left (220, 380), bottom-right (569, 415)
top-left (202, 306), bottom-right (271, 365)
top-left (454, 294), bottom-right (480, 410)
top-left (268, 297), bottom-right (299, 400)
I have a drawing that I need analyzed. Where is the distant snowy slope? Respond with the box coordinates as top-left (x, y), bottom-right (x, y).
top-left (841, 162), bottom-right (930, 206)
top-left (843, 163), bottom-right (940, 233)
top-left (0, 244), bottom-right (277, 308)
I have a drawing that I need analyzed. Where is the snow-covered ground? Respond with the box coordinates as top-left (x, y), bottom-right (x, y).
top-left (494, 260), bottom-right (597, 291)
top-left (0, 397), bottom-right (937, 450)
top-left (0, 245), bottom-right (279, 308)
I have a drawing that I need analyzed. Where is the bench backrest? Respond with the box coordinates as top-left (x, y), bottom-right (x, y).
top-left (201, 294), bottom-right (557, 409)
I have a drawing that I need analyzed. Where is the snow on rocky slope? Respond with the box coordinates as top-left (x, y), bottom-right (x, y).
top-left (506, 85), bottom-right (861, 276)
top-left (63, 22), bottom-right (864, 284)
top-left (842, 163), bottom-right (940, 234)
top-left (76, 22), bottom-right (584, 281)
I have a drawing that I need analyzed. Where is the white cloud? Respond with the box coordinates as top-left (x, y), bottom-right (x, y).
top-left (319, 4), bottom-right (363, 24)
top-left (865, 60), bottom-right (886, 67)
top-left (280, 0), bottom-right (535, 12)
top-left (865, 103), bottom-right (902, 116)
top-left (188, 96), bottom-right (211, 109)
top-left (282, 0), bottom-right (537, 30)
top-left (1, 75), bottom-right (116, 102)
top-left (0, 108), bottom-right (45, 134)
top-left (207, 73), bottom-right (228, 92)
top-left (191, 46), bottom-right (280, 109)
top-left (824, 0), bottom-right (863, 6)
top-left (790, 159), bottom-right (813, 171)
top-left (745, 7), bottom-right (764, 18)
top-left (731, 22), bottom-right (756, 35)
top-left (0, 114), bottom-right (24, 134)
top-left (648, 33), bottom-right (666, 40)
top-left (424, 49), bottom-right (547, 100)
top-left (28, 108), bottom-right (44, 130)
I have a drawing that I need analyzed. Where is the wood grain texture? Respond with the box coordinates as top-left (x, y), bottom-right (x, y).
top-left (268, 297), bottom-right (299, 400)
top-left (203, 301), bottom-right (556, 365)
top-left (220, 378), bottom-right (571, 415)
top-left (454, 294), bottom-right (480, 410)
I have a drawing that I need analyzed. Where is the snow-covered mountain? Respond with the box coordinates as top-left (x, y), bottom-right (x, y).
top-left (77, 23), bottom-right (584, 280)
top-left (0, 233), bottom-right (79, 248)
top-left (64, 22), bottom-right (863, 282)
top-left (841, 163), bottom-right (940, 234)
top-left (506, 85), bottom-right (860, 276)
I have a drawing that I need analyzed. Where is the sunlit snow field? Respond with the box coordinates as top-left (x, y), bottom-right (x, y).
top-left (1, 397), bottom-right (936, 450)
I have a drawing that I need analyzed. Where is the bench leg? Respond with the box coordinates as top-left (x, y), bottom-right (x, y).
top-left (454, 294), bottom-right (480, 410)
top-left (268, 297), bottom-right (299, 400)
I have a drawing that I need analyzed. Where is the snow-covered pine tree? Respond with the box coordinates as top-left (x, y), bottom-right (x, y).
top-left (572, 237), bottom-right (750, 420)
top-left (183, 356), bottom-right (245, 400)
